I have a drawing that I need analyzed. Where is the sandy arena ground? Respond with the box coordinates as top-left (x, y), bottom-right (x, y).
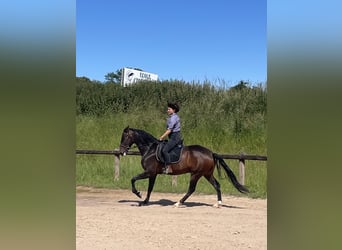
top-left (76, 186), bottom-right (267, 250)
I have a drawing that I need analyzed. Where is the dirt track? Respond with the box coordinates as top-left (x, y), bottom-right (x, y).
top-left (76, 186), bottom-right (267, 250)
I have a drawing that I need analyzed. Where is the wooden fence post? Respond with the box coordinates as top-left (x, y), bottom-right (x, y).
top-left (239, 158), bottom-right (245, 185)
top-left (114, 154), bottom-right (120, 180)
top-left (172, 176), bottom-right (177, 186)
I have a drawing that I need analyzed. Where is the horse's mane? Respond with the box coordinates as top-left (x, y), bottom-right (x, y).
top-left (131, 128), bottom-right (159, 144)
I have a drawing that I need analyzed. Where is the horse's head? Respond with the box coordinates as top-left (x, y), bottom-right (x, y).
top-left (119, 126), bottom-right (135, 156)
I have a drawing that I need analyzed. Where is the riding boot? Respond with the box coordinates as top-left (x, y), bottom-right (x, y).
top-left (162, 163), bottom-right (172, 174)
top-left (163, 162), bottom-right (169, 174)
top-left (162, 152), bottom-right (172, 174)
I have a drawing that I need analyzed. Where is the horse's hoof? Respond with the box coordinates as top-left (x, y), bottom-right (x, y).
top-left (212, 201), bottom-right (222, 208)
top-left (174, 202), bottom-right (186, 208)
top-left (138, 201), bottom-right (148, 206)
top-left (133, 191), bottom-right (142, 198)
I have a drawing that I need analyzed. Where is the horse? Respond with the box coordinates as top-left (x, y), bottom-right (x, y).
top-left (119, 126), bottom-right (249, 207)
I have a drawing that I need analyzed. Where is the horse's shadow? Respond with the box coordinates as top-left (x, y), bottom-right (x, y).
top-left (118, 199), bottom-right (244, 209)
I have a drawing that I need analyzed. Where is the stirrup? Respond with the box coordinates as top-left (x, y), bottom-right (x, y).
top-left (163, 165), bottom-right (172, 174)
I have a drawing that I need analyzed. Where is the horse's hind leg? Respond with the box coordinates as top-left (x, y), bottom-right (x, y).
top-left (175, 174), bottom-right (201, 207)
top-left (205, 175), bottom-right (222, 208)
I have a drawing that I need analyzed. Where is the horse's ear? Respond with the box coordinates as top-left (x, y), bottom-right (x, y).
top-left (124, 126), bottom-right (129, 132)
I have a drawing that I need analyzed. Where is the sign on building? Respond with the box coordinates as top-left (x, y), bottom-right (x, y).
top-left (121, 67), bottom-right (158, 87)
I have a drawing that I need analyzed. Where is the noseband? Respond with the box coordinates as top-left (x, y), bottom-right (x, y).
top-left (120, 139), bottom-right (131, 154)
top-left (120, 131), bottom-right (135, 155)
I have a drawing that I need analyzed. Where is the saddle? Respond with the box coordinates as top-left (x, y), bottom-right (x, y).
top-left (156, 140), bottom-right (183, 164)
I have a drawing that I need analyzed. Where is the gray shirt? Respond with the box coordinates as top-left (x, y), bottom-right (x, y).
top-left (167, 113), bottom-right (181, 132)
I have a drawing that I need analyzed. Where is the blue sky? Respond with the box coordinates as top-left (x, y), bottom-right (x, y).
top-left (77, 0), bottom-right (266, 86)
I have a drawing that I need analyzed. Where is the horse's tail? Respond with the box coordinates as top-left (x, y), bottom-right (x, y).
top-left (213, 153), bottom-right (249, 194)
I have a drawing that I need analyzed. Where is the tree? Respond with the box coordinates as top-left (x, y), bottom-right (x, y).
top-left (231, 80), bottom-right (249, 91)
top-left (104, 69), bottom-right (122, 84)
top-left (76, 76), bottom-right (92, 83)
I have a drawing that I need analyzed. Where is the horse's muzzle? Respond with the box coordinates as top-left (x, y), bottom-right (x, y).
top-left (119, 145), bottom-right (129, 156)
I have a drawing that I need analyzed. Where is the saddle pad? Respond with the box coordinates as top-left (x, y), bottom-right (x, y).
top-left (156, 141), bottom-right (183, 164)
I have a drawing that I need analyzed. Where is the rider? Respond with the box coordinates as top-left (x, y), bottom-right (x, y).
top-left (159, 101), bottom-right (182, 174)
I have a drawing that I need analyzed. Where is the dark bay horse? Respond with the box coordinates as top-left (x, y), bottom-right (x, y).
top-left (119, 126), bottom-right (249, 207)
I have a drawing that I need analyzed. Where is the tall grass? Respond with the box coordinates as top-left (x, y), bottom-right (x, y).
top-left (76, 80), bottom-right (267, 198)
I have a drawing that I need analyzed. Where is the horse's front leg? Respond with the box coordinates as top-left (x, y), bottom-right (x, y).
top-left (131, 172), bottom-right (149, 199)
top-left (140, 175), bottom-right (157, 206)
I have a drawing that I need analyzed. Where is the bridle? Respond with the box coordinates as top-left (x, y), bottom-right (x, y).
top-left (120, 131), bottom-right (134, 155)
top-left (120, 144), bottom-right (130, 155)
top-left (120, 128), bottom-right (155, 156)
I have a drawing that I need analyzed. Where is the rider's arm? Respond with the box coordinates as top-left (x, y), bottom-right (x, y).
top-left (159, 129), bottom-right (171, 140)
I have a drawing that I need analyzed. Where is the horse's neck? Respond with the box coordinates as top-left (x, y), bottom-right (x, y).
top-left (136, 142), bottom-right (156, 156)
top-left (134, 131), bottom-right (157, 155)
